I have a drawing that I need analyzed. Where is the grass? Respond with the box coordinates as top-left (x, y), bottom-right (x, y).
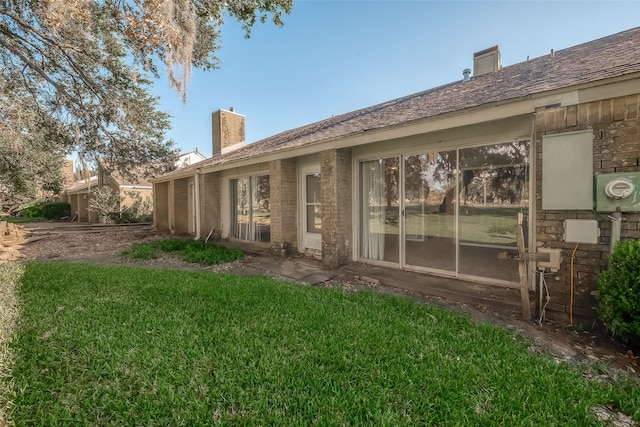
top-left (6, 262), bottom-right (639, 426)
top-left (0, 263), bottom-right (22, 426)
top-left (121, 239), bottom-right (243, 265)
top-left (1, 217), bottom-right (47, 223)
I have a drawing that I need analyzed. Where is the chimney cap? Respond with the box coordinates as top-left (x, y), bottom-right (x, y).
top-left (462, 68), bottom-right (471, 82)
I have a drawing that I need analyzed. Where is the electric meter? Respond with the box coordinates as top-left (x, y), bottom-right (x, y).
top-left (604, 178), bottom-right (634, 200)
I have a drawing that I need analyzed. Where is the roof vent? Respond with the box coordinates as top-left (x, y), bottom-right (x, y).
top-left (463, 68), bottom-right (471, 82)
top-left (473, 45), bottom-right (501, 77)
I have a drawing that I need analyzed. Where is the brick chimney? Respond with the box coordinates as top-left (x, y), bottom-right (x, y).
top-left (212, 108), bottom-right (245, 157)
top-left (473, 45), bottom-right (501, 77)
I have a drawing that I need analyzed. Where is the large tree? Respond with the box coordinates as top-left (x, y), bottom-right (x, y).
top-left (0, 0), bottom-right (292, 203)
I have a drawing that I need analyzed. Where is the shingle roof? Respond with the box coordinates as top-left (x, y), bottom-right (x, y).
top-left (162, 26), bottom-right (640, 179)
top-left (65, 176), bottom-right (98, 193)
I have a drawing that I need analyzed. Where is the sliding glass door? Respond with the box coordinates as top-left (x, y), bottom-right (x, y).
top-left (457, 142), bottom-right (529, 282)
top-left (358, 141), bottom-right (530, 285)
top-left (403, 151), bottom-right (456, 273)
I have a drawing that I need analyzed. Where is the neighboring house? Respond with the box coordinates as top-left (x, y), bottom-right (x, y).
top-left (63, 175), bottom-right (98, 222)
top-left (177, 149), bottom-right (207, 168)
top-left (64, 160), bottom-right (153, 222)
top-left (63, 151), bottom-right (204, 223)
top-left (151, 28), bottom-right (640, 325)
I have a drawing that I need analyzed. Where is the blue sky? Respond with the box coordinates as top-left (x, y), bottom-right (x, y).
top-left (152, 0), bottom-right (640, 157)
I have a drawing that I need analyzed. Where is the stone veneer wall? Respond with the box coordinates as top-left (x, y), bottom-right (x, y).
top-left (321, 148), bottom-right (352, 268)
top-left (535, 94), bottom-right (640, 324)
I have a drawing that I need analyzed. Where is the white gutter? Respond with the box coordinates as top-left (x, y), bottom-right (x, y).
top-left (194, 168), bottom-right (201, 240)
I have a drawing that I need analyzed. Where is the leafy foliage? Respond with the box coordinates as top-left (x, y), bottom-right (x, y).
top-left (16, 205), bottom-right (43, 219)
top-left (0, 0), bottom-right (293, 201)
top-left (597, 239), bottom-right (640, 343)
top-left (41, 202), bottom-right (70, 220)
top-left (88, 186), bottom-right (119, 223)
top-left (109, 191), bottom-right (152, 224)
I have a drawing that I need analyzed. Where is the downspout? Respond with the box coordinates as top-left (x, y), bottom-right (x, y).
top-left (609, 209), bottom-right (622, 254)
top-left (194, 168), bottom-right (201, 240)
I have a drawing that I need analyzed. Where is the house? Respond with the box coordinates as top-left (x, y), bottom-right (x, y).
top-left (151, 27), bottom-right (640, 324)
top-left (64, 160), bottom-right (153, 222)
top-left (63, 151), bottom-right (203, 222)
top-left (177, 149), bottom-right (207, 168)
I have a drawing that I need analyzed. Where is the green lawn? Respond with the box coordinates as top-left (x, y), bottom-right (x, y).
top-left (3, 262), bottom-right (639, 425)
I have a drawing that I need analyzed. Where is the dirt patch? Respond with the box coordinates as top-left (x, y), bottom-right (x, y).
top-left (15, 221), bottom-right (640, 378)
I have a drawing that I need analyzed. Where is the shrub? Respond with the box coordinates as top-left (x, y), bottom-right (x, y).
top-left (17, 204), bottom-right (43, 218)
top-left (89, 187), bottom-right (118, 223)
top-left (121, 239), bottom-right (244, 265)
top-left (597, 239), bottom-right (640, 343)
top-left (42, 202), bottom-right (70, 220)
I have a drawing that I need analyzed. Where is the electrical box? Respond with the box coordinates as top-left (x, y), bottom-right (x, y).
top-left (594, 172), bottom-right (640, 212)
top-left (536, 247), bottom-right (562, 271)
top-left (542, 131), bottom-right (593, 210)
top-left (563, 219), bottom-right (600, 244)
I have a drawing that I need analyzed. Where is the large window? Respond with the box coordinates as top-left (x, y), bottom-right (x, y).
top-left (230, 175), bottom-right (270, 242)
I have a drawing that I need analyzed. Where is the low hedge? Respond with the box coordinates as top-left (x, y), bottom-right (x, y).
top-left (42, 202), bottom-right (70, 220)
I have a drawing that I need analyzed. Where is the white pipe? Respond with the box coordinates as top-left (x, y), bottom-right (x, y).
top-left (194, 169), bottom-right (201, 240)
top-left (609, 210), bottom-right (622, 254)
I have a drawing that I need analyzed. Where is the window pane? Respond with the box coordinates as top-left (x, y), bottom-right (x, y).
top-left (230, 177), bottom-right (250, 240)
top-left (404, 151), bottom-right (456, 272)
top-left (359, 157), bottom-right (399, 263)
top-left (458, 141), bottom-right (529, 282)
top-left (251, 175), bottom-right (270, 242)
top-left (306, 173), bottom-right (321, 204)
top-left (307, 205), bottom-right (321, 233)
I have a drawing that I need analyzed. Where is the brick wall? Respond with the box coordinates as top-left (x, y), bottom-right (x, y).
top-left (321, 148), bottom-right (353, 268)
top-left (212, 109), bottom-right (245, 157)
top-left (154, 182), bottom-right (170, 232)
top-left (200, 172), bottom-right (221, 240)
top-left (173, 178), bottom-right (189, 234)
top-left (77, 193), bottom-right (89, 222)
top-left (269, 159), bottom-right (298, 256)
top-left (535, 94), bottom-right (640, 324)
